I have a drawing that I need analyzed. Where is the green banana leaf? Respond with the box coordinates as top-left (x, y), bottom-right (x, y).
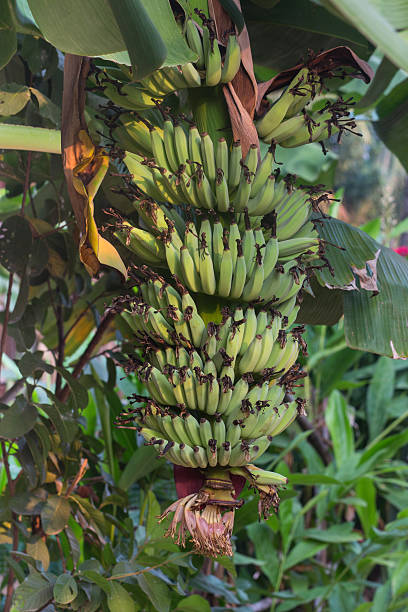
top-left (0, 0), bottom-right (17, 70)
top-left (27, 0), bottom-right (196, 75)
top-left (373, 78), bottom-right (408, 173)
top-left (323, 0), bottom-right (408, 72)
top-left (241, 0), bottom-right (373, 73)
top-left (298, 217), bottom-right (408, 358)
top-left (356, 56), bottom-right (398, 111)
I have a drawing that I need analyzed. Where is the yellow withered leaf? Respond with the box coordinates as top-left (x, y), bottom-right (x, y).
top-left (72, 131), bottom-right (127, 279)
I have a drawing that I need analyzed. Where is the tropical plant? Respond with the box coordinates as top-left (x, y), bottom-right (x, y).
top-left (1, 0), bottom-right (408, 611)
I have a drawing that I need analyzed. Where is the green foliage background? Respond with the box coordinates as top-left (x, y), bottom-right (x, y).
top-left (1, 1), bottom-right (408, 610)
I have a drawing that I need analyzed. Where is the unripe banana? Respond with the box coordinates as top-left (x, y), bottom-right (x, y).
top-left (228, 141), bottom-right (243, 190)
top-left (256, 67), bottom-right (310, 138)
top-left (186, 19), bottom-right (205, 69)
top-left (181, 63), bottom-right (202, 88)
top-left (163, 120), bottom-right (179, 173)
top-left (220, 34), bottom-right (241, 83)
top-left (205, 31), bottom-right (222, 86)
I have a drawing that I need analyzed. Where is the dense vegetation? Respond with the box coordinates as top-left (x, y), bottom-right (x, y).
top-left (1, 1), bottom-right (408, 610)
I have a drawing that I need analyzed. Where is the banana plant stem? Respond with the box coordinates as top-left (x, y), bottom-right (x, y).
top-left (0, 124), bottom-right (61, 154)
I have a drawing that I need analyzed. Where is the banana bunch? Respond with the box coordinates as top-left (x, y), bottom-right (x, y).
top-left (256, 67), bottom-right (358, 147)
top-left (103, 29), bottom-right (339, 559)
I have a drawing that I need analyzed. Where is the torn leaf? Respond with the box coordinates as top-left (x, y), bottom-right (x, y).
top-left (351, 249), bottom-right (380, 292)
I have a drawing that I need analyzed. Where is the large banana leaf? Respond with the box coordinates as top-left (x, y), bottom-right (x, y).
top-left (0, 0), bottom-right (17, 70)
top-left (298, 218), bottom-right (408, 358)
top-left (373, 78), bottom-right (408, 172)
top-left (323, 0), bottom-right (408, 72)
top-left (27, 0), bottom-right (196, 76)
top-left (241, 0), bottom-right (373, 73)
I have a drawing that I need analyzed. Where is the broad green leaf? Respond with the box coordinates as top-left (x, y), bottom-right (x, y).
top-left (41, 495), bottom-right (71, 535)
top-left (28, 0), bottom-right (195, 68)
top-left (343, 245), bottom-right (408, 357)
top-left (29, 87), bottom-right (61, 127)
top-left (9, 269), bottom-right (29, 324)
top-left (328, 583), bottom-right (357, 612)
top-left (53, 574), bottom-right (78, 604)
top-left (106, 0), bottom-right (166, 80)
top-left (189, 574), bottom-right (239, 605)
top-left (175, 595), bottom-right (211, 612)
top-left (366, 356), bottom-right (395, 440)
top-left (374, 79), bottom-right (408, 172)
top-left (246, 523), bottom-right (279, 583)
top-left (18, 351), bottom-right (54, 378)
top-left (324, 0), bottom-right (408, 72)
top-left (356, 477), bottom-right (378, 536)
top-left (64, 526), bottom-right (81, 566)
top-left (0, 83), bottom-right (31, 115)
top-left (391, 552), bottom-right (408, 598)
top-left (283, 540), bottom-right (327, 570)
top-left (297, 278), bottom-right (344, 326)
top-left (353, 604), bottom-right (372, 612)
top-left (314, 217), bottom-right (378, 289)
top-left (39, 397), bottom-right (78, 445)
top-left (11, 571), bottom-right (53, 612)
top-left (243, 0), bottom-right (372, 74)
top-left (26, 537), bottom-right (50, 570)
top-left (127, 0), bottom-right (198, 67)
top-left (325, 390), bottom-right (354, 466)
top-left (300, 217), bottom-right (408, 357)
top-left (9, 0), bottom-right (40, 35)
top-left (118, 445), bottom-right (162, 491)
top-left (145, 490), bottom-right (162, 539)
top-left (0, 2), bottom-right (17, 71)
top-left (10, 488), bottom-right (47, 515)
top-left (0, 215), bottom-right (33, 274)
top-left (0, 396), bottom-right (37, 439)
top-left (107, 582), bottom-right (136, 612)
top-left (28, 0), bottom-right (136, 56)
top-left (55, 367), bottom-right (88, 413)
top-left (372, 581), bottom-right (392, 612)
top-left (245, 0), bottom-right (369, 46)
top-left (360, 430), bottom-right (408, 466)
top-left (356, 56), bottom-right (398, 110)
top-left (136, 573), bottom-right (170, 612)
top-left (305, 523), bottom-right (361, 543)
top-left (80, 569), bottom-right (111, 594)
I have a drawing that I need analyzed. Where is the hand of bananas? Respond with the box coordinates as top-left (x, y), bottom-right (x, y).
top-left (256, 67), bottom-right (361, 147)
top-left (91, 14), bottom-right (241, 112)
top-left (102, 32), bottom-right (362, 557)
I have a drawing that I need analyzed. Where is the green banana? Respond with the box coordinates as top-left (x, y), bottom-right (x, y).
top-left (205, 29), bottom-right (222, 86)
top-left (186, 19), bottom-right (205, 69)
top-left (220, 34), bottom-right (241, 83)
